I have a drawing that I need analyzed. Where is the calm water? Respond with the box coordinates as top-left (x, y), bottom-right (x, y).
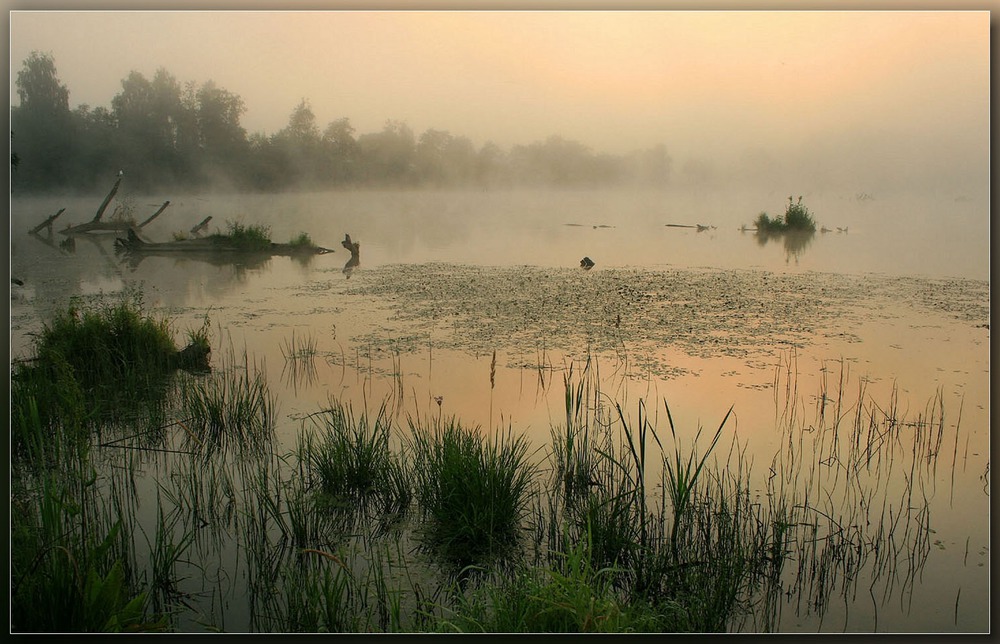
top-left (9, 187), bottom-right (990, 632)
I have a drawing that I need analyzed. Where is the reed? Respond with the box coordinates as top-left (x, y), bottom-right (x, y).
top-left (299, 401), bottom-right (411, 517)
top-left (179, 353), bottom-right (276, 458)
top-left (440, 536), bottom-right (682, 632)
top-left (409, 418), bottom-right (536, 568)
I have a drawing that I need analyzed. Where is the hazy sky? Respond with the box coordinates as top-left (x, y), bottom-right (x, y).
top-left (8, 10), bottom-right (990, 189)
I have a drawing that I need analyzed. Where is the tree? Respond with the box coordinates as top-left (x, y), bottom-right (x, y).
top-left (321, 117), bottom-right (360, 185)
top-left (196, 80), bottom-right (248, 186)
top-left (15, 51), bottom-right (69, 115)
top-left (357, 120), bottom-right (416, 186)
top-left (11, 51), bottom-right (75, 191)
top-left (272, 99), bottom-right (323, 187)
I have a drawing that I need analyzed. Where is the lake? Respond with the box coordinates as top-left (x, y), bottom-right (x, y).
top-left (9, 187), bottom-right (990, 632)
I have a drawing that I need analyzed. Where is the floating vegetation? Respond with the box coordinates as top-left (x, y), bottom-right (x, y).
top-left (342, 264), bottom-right (988, 373)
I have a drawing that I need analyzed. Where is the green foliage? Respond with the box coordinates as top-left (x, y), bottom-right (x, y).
top-left (11, 474), bottom-right (162, 632)
top-left (9, 288), bottom-right (204, 458)
top-left (288, 231), bottom-right (313, 248)
top-left (753, 196), bottom-right (817, 233)
top-left (210, 220), bottom-right (273, 251)
top-left (444, 538), bottom-right (683, 632)
top-left (300, 402), bottom-right (411, 515)
top-left (410, 419), bottom-right (536, 568)
top-left (179, 354), bottom-right (275, 458)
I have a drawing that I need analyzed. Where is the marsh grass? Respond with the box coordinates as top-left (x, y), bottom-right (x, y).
top-left (178, 352), bottom-right (276, 458)
top-left (298, 401), bottom-right (412, 518)
top-left (754, 196), bottom-right (817, 233)
top-left (441, 536), bottom-right (685, 632)
top-left (10, 277), bottom-right (963, 635)
top-left (210, 221), bottom-right (273, 251)
top-left (288, 231), bottom-right (314, 248)
top-left (10, 468), bottom-right (159, 632)
top-left (410, 418), bottom-right (536, 569)
top-left (10, 289), bottom-right (209, 461)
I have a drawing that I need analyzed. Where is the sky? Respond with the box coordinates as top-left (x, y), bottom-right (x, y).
top-left (8, 9), bottom-right (991, 191)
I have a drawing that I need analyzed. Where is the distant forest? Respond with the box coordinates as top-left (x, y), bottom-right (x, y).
top-left (10, 52), bottom-right (674, 195)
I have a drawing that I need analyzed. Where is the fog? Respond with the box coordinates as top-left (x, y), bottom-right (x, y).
top-left (9, 10), bottom-right (990, 196)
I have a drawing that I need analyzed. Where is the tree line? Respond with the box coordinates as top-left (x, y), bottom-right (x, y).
top-left (11, 52), bottom-right (674, 195)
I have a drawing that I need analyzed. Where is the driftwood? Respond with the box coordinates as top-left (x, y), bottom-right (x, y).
top-left (341, 234), bottom-right (360, 277)
top-left (115, 227), bottom-right (334, 257)
top-left (190, 216), bottom-right (212, 237)
top-left (665, 223), bottom-right (713, 232)
top-left (25, 176), bottom-right (170, 237)
top-left (59, 199), bottom-right (169, 236)
top-left (29, 208), bottom-right (66, 235)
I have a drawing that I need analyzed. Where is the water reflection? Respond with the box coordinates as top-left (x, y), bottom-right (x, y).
top-left (751, 228), bottom-right (816, 264)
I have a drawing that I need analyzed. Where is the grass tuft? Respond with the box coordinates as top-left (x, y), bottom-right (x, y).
top-left (410, 418), bottom-right (536, 568)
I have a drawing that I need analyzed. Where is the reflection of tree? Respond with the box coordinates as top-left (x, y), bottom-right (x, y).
top-left (754, 229), bottom-right (815, 264)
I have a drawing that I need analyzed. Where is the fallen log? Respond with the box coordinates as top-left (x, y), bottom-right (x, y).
top-left (92, 175), bottom-right (123, 222)
top-left (59, 200), bottom-right (170, 236)
top-left (190, 216), bottom-right (212, 237)
top-left (28, 208), bottom-right (66, 235)
top-left (115, 227), bottom-right (335, 257)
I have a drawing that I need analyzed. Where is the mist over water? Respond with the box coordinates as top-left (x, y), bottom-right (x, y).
top-left (17, 186), bottom-right (981, 280)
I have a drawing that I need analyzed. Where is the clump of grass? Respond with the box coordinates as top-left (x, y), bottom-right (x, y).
top-left (281, 330), bottom-right (318, 362)
top-left (753, 195), bottom-right (817, 233)
top-left (299, 402), bottom-right (411, 516)
top-left (288, 231), bottom-right (314, 248)
top-left (10, 289), bottom-right (209, 458)
top-left (179, 354), bottom-right (276, 458)
top-left (410, 419), bottom-right (536, 568)
top-left (442, 537), bottom-right (685, 632)
top-left (210, 220), bottom-right (272, 251)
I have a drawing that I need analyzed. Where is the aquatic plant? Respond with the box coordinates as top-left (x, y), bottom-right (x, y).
top-left (440, 537), bottom-right (684, 632)
top-left (409, 419), bottom-right (536, 568)
top-left (753, 196), bottom-right (817, 233)
top-left (210, 220), bottom-right (273, 251)
top-left (289, 231), bottom-right (314, 248)
top-left (299, 401), bottom-right (411, 516)
top-left (10, 289), bottom-right (209, 458)
top-left (11, 470), bottom-right (162, 632)
top-left (178, 353), bottom-right (276, 458)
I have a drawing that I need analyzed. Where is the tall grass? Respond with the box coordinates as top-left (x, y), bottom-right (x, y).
top-left (410, 418), bottom-right (536, 568)
top-left (10, 469), bottom-right (162, 632)
top-left (178, 353), bottom-right (276, 458)
top-left (210, 220), bottom-right (273, 251)
top-left (754, 196), bottom-right (817, 233)
top-left (298, 401), bottom-right (411, 517)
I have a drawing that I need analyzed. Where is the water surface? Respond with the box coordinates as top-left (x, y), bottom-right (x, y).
top-left (9, 187), bottom-right (990, 632)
